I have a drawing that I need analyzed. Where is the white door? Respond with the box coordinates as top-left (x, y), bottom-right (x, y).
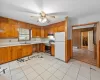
top-left (55, 32), bottom-right (65, 41)
top-left (55, 42), bottom-right (65, 61)
top-left (88, 31), bottom-right (94, 51)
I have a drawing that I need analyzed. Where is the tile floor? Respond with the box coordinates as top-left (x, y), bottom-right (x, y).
top-left (0, 53), bottom-right (100, 80)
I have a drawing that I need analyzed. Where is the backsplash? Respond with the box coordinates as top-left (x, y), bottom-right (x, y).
top-left (0, 38), bottom-right (49, 44)
top-left (0, 38), bottom-right (18, 43)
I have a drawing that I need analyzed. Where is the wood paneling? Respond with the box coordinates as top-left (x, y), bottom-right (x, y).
top-left (72, 29), bottom-right (81, 48)
top-left (96, 22), bottom-right (100, 67)
top-left (67, 40), bottom-right (72, 58)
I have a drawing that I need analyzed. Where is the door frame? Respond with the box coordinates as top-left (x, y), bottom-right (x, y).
top-left (71, 21), bottom-right (100, 67)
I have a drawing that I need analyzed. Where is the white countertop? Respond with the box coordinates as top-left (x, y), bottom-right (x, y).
top-left (0, 41), bottom-right (49, 48)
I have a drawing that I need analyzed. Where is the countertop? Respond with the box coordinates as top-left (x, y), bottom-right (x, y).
top-left (0, 41), bottom-right (49, 48)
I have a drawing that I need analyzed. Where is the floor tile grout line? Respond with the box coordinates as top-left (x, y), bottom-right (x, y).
top-left (26, 54), bottom-right (62, 80)
top-left (26, 59), bottom-right (46, 80)
top-left (75, 63), bottom-right (81, 80)
top-left (8, 63), bottom-right (12, 80)
top-left (61, 62), bottom-right (73, 80)
top-left (17, 60), bottom-right (29, 80)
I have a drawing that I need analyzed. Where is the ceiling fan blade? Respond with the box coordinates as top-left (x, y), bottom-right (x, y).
top-left (47, 15), bottom-right (56, 18)
top-left (47, 12), bottom-right (68, 16)
top-left (31, 16), bottom-right (39, 18)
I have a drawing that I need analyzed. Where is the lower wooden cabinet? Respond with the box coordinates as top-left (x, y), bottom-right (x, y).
top-left (51, 44), bottom-right (55, 56)
top-left (0, 44), bottom-right (33, 64)
top-left (21, 45), bottom-right (33, 57)
top-left (11, 46), bottom-right (22, 60)
top-left (0, 47), bottom-right (11, 64)
top-left (40, 44), bottom-right (45, 52)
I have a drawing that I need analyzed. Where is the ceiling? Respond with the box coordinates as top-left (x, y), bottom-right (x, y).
top-left (0, 0), bottom-right (100, 26)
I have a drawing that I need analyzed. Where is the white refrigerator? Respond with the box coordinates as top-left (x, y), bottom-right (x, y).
top-left (55, 32), bottom-right (65, 61)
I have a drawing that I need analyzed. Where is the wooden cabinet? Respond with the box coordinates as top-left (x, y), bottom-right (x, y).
top-left (0, 47), bottom-right (11, 64)
top-left (0, 23), bottom-right (18, 38)
top-left (40, 43), bottom-right (45, 52)
top-left (21, 45), bottom-right (33, 57)
top-left (32, 27), bottom-right (37, 37)
top-left (44, 28), bottom-right (48, 38)
top-left (41, 28), bottom-right (45, 38)
top-left (51, 44), bottom-right (55, 56)
top-left (57, 26), bottom-right (65, 32)
top-left (11, 46), bottom-right (22, 60)
top-left (32, 27), bottom-right (41, 37)
top-left (36, 28), bottom-right (41, 37)
top-left (0, 44), bottom-right (33, 64)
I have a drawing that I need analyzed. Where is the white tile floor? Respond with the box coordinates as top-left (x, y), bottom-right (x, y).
top-left (0, 53), bottom-right (100, 80)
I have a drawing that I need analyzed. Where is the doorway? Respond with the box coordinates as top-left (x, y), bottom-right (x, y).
top-left (72, 22), bottom-right (97, 66)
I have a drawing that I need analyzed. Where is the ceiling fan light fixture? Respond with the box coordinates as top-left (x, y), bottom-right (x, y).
top-left (38, 17), bottom-right (47, 23)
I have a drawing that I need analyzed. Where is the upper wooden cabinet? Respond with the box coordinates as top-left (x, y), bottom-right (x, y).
top-left (0, 23), bottom-right (18, 38)
top-left (32, 27), bottom-right (37, 37)
top-left (44, 28), bottom-right (48, 38)
top-left (57, 25), bottom-right (65, 32)
top-left (32, 27), bottom-right (45, 38)
top-left (0, 17), bottom-right (19, 38)
top-left (36, 28), bottom-right (41, 37)
top-left (41, 28), bottom-right (45, 38)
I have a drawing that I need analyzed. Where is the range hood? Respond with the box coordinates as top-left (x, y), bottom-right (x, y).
top-left (48, 32), bottom-right (54, 36)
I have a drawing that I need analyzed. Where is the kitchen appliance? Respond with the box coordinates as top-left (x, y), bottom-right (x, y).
top-left (55, 32), bottom-right (65, 61)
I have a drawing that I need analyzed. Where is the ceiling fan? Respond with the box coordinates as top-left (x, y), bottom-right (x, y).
top-left (31, 11), bottom-right (56, 23)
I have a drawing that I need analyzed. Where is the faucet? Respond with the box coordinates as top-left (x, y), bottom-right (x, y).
top-left (9, 40), bottom-right (11, 42)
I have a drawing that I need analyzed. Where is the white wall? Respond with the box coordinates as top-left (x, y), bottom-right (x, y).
top-left (88, 31), bottom-right (94, 51)
top-left (78, 14), bottom-right (100, 24)
top-left (67, 17), bottom-right (78, 39)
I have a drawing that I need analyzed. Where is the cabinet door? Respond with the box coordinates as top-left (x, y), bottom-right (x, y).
top-left (40, 43), bottom-right (45, 52)
top-left (11, 46), bottom-right (22, 60)
top-left (57, 26), bottom-right (65, 32)
top-left (44, 28), bottom-right (48, 38)
top-left (41, 28), bottom-right (44, 38)
top-left (53, 26), bottom-right (58, 33)
top-left (0, 23), bottom-right (9, 38)
top-left (11, 25), bottom-right (18, 38)
top-left (21, 45), bottom-right (33, 57)
top-left (51, 44), bottom-right (55, 56)
top-left (0, 47), bottom-right (11, 64)
top-left (32, 27), bottom-right (37, 37)
top-left (0, 23), bottom-right (18, 38)
top-left (36, 28), bottom-right (41, 37)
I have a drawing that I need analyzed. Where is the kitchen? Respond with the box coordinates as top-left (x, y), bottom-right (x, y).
top-left (0, 0), bottom-right (100, 80)
top-left (0, 17), bottom-right (66, 64)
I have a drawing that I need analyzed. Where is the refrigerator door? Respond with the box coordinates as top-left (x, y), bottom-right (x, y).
top-left (55, 32), bottom-right (65, 41)
top-left (55, 42), bottom-right (65, 61)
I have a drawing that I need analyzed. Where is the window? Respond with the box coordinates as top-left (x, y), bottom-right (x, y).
top-left (18, 28), bottom-right (31, 41)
